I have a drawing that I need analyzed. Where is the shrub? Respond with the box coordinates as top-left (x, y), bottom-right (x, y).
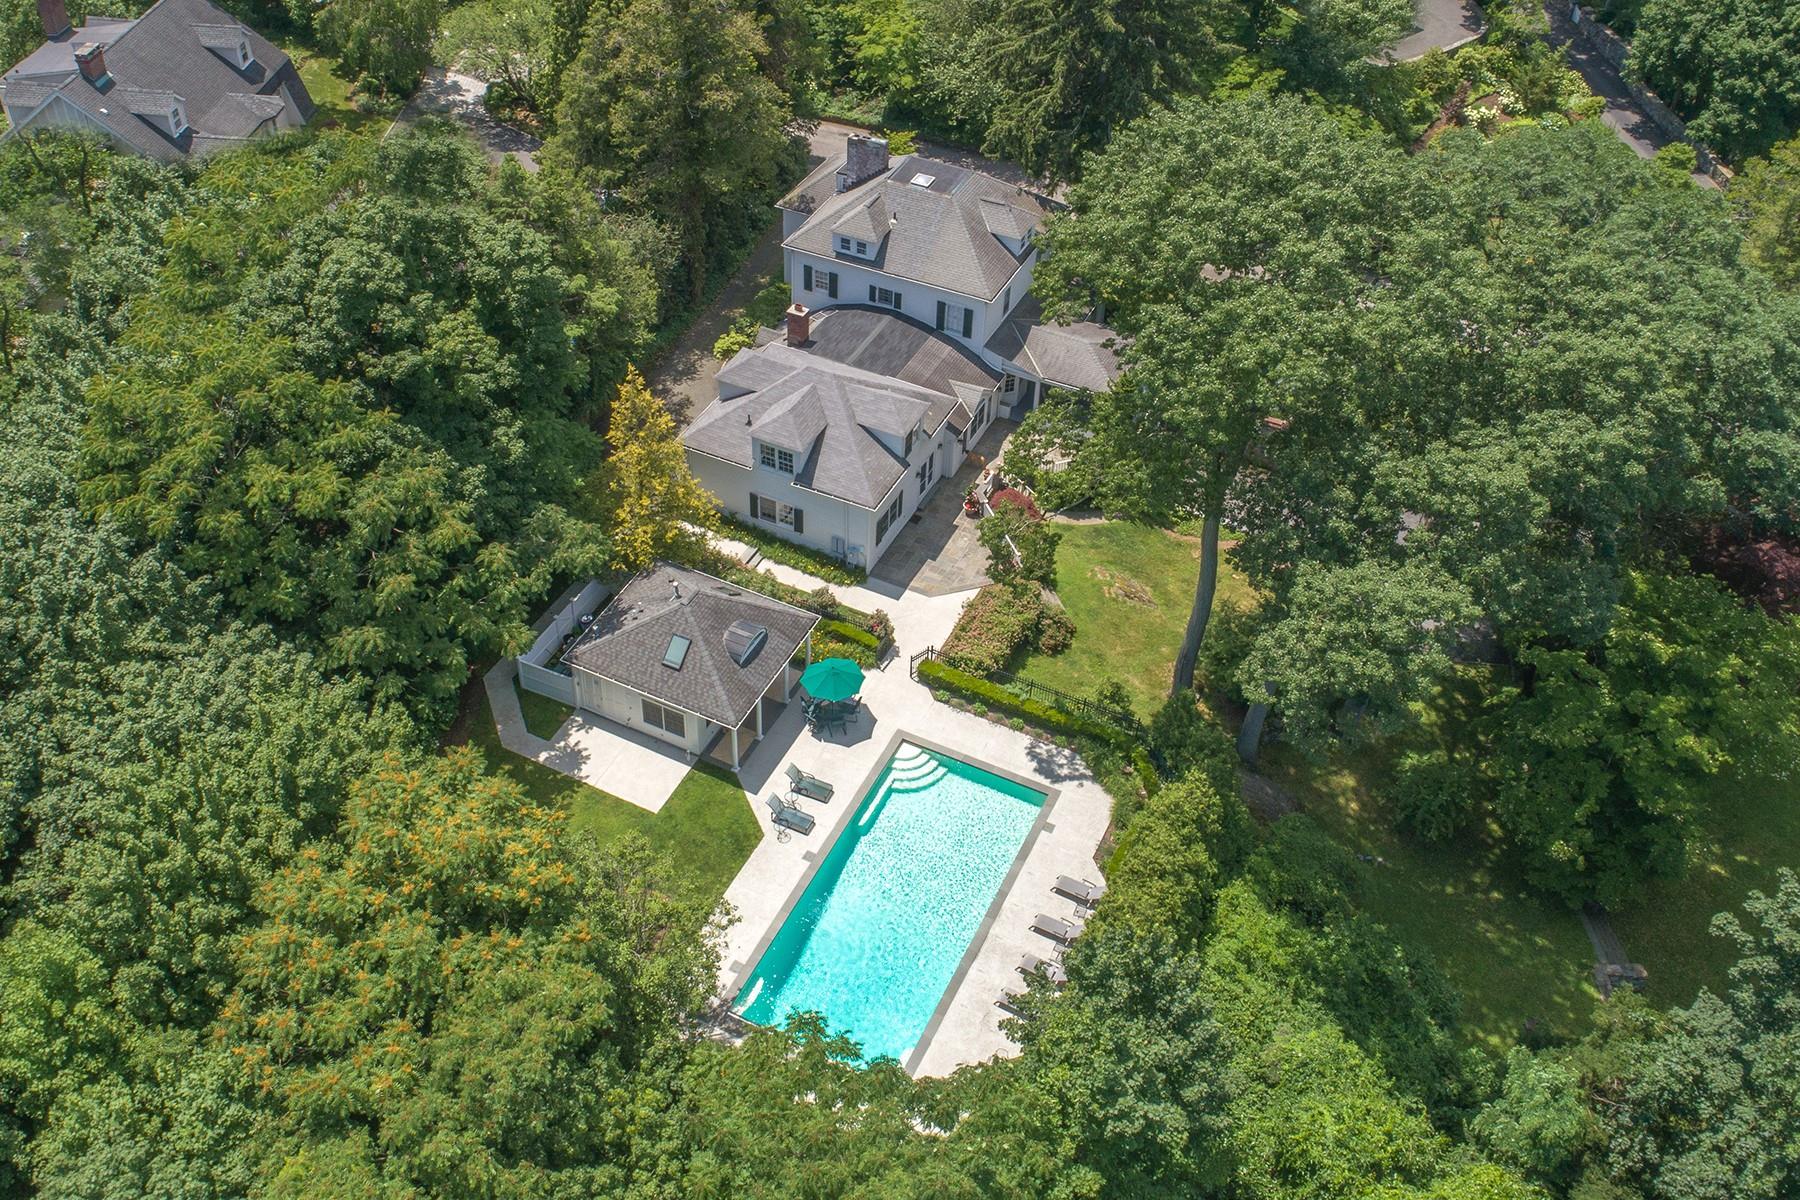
top-left (712, 323), bottom-right (757, 360)
top-left (1036, 601), bottom-right (1074, 654)
top-left (808, 631), bottom-right (877, 668)
top-left (1244, 814), bottom-right (1360, 926)
top-left (1388, 748), bottom-right (1479, 843)
top-left (867, 609), bottom-right (895, 643)
top-left (1148, 695), bottom-right (1237, 798)
top-left (978, 502), bottom-right (1059, 586)
top-left (918, 659), bottom-right (1123, 746)
top-left (940, 583), bottom-right (1040, 674)
top-left (1195, 602), bottom-right (1263, 705)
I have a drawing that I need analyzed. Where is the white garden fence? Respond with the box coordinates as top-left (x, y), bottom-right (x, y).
top-left (517, 579), bottom-right (610, 705)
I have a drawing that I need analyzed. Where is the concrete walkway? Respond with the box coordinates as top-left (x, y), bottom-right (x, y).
top-left (481, 658), bottom-right (693, 812)
top-left (1383, 0), bottom-right (1486, 62)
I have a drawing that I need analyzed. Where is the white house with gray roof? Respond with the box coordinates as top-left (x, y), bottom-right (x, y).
top-left (558, 562), bottom-right (819, 769)
top-left (1, 0), bottom-right (312, 162)
top-left (684, 313), bottom-right (998, 569)
top-left (777, 135), bottom-right (1120, 412)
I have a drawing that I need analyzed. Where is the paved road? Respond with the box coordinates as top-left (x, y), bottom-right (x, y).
top-left (1384, 0), bottom-right (1486, 62)
top-left (1544, 4), bottom-right (1719, 186)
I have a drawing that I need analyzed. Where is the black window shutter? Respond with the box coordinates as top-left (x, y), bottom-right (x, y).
top-left (869, 284), bottom-right (877, 302)
top-left (962, 307), bottom-right (973, 338)
top-left (792, 508), bottom-right (804, 534)
top-left (935, 300), bottom-right (946, 331)
top-left (894, 292), bottom-right (902, 310)
top-left (828, 272), bottom-right (838, 299)
top-left (803, 263), bottom-right (813, 291)
top-left (749, 491), bottom-right (759, 519)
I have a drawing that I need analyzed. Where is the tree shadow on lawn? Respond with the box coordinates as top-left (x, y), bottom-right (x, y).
top-left (1259, 676), bottom-right (1602, 1051)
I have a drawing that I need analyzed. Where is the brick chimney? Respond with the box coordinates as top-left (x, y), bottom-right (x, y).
top-left (785, 303), bottom-right (810, 346)
top-left (74, 42), bottom-right (108, 84)
top-left (37, 0), bottom-right (70, 38)
top-left (835, 135), bottom-right (890, 193)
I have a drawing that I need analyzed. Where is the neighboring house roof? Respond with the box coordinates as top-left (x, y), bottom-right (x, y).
top-left (1, 0), bottom-right (314, 162)
top-left (685, 338), bottom-right (975, 510)
top-left (784, 153), bottom-right (1053, 301)
top-left (985, 295), bottom-right (1123, 392)
top-left (563, 562), bottom-right (819, 729)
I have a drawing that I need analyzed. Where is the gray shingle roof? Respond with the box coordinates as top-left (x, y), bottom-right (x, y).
top-left (1, 0), bottom-right (312, 162)
top-left (685, 339), bottom-right (968, 510)
top-left (985, 295), bottom-right (1123, 392)
top-left (784, 154), bottom-right (1054, 300)
top-left (802, 305), bottom-right (999, 400)
top-left (563, 563), bottom-right (819, 728)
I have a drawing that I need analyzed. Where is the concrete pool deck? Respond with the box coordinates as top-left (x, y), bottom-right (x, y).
top-left (713, 570), bottom-right (1113, 1077)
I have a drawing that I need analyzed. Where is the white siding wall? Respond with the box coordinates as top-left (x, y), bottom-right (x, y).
top-left (571, 666), bottom-right (711, 754)
top-left (1, 94), bottom-right (111, 143)
top-left (788, 249), bottom-right (999, 352)
top-left (688, 448), bottom-right (880, 566)
top-left (787, 244), bottom-right (1041, 376)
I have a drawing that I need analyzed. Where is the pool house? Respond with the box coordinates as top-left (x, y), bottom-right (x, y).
top-left (521, 562), bottom-right (820, 769)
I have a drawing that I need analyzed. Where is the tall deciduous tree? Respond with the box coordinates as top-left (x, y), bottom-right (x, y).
top-left (316, 0), bottom-right (440, 97)
top-left (552, 0), bottom-right (793, 300)
top-left (599, 367), bottom-right (718, 569)
top-left (1034, 94), bottom-right (1411, 695)
top-left (1630, 0), bottom-right (1800, 162)
top-left (1734, 133), bottom-right (1800, 288)
top-left (438, 0), bottom-right (560, 114)
top-left (982, 0), bottom-right (1232, 183)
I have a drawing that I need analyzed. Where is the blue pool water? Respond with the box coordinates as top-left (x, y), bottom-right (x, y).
top-left (735, 742), bottom-right (1045, 1062)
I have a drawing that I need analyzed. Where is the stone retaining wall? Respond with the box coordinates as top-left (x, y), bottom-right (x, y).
top-left (1572, 5), bottom-right (1734, 185)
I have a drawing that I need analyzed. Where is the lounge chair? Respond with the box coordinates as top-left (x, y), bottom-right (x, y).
top-left (1018, 953), bottom-right (1068, 985)
top-left (996, 990), bottom-right (1028, 1017)
top-left (765, 793), bottom-right (815, 835)
top-left (785, 763), bottom-right (834, 801)
top-left (1053, 875), bottom-right (1107, 907)
top-left (1030, 913), bottom-right (1085, 944)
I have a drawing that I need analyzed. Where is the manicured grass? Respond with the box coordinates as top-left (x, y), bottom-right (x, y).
top-left (1012, 521), bottom-right (1255, 719)
top-left (1610, 763), bottom-right (1800, 1009)
top-left (514, 682), bottom-right (574, 740)
top-left (463, 693), bottom-right (760, 907)
top-left (1260, 674), bottom-right (1602, 1051)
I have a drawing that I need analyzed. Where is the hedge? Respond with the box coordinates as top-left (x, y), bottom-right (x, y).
top-left (819, 617), bottom-right (890, 658)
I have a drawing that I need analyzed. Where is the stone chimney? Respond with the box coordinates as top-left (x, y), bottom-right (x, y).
top-left (835, 135), bottom-right (890, 193)
top-left (74, 42), bottom-right (107, 84)
top-left (37, 0), bottom-right (70, 38)
top-left (785, 303), bottom-right (810, 346)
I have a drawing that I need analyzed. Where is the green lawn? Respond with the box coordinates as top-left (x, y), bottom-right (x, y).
top-left (463, 693), bottom-right (760, 907)
top-left (1012, 521), bottom-right (1255, 719)
top-left (515, 682), bottom-right (574, 740)
top-left (279, 39), bottom-right (391, 133)
top-left (1261, 682), bottom-right (1602, 1050)
top-left (1611, 764), bottom-right (1800, 1009)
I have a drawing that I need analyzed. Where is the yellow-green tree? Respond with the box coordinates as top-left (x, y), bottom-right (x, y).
top-left (599, 367), bottom-right (718, 570)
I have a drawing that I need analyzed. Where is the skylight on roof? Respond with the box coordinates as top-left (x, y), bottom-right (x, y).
top-left (909, 173), bottom-right (936, 188)
top-left (662, 634), bottom-right (691, 669)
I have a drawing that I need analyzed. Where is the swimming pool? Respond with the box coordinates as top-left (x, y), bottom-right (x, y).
top-left (735, 741), bottom-right (1047, 1064)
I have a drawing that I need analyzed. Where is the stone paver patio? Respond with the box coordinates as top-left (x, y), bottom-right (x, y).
top-left (482, 658), bottom-right (693, 812)
top-left (870, 420), bottom-right (1014, 597)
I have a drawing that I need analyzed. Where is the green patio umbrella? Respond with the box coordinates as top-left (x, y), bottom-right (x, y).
top-left (799, 657), bottom-right (864, 703)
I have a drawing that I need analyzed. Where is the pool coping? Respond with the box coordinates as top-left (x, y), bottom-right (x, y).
top-left (722, 727), bottom-right (1062, 1075)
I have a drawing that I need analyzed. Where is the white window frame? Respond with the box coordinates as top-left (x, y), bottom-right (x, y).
top-left (756, 495), bottom-right (779, 522)
top-left (640, 697), bottom-right (687, 738)
top-left (777, 502), bottom-right (797, 528)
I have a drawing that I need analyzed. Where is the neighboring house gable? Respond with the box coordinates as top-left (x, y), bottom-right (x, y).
top-left (0, 0), bottom-right (313, 162)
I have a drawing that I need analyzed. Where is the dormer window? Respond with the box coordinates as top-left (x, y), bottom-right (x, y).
top-left (836, 235), bottom-right (870, 256)
top-left (238, 41), bottom-right (251, 68)
top-left (170, 105), bottom-right (186, 134)
top-left (759, 443), bottom-right (794, 474)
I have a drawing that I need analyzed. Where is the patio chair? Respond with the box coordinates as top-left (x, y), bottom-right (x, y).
top-left (785, 763), bottom-right (834, 802)
top-left (1053, 875), bottom-right (1107, 907)
top-left (764, 793), bottom-right (815, 835)
top-left (996, 989), bottom-right (1029, 1018)
top-left (1017, 953), bottom-right (1068, 985)
top-left (1030, 913), bottom-right (1086, 944)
